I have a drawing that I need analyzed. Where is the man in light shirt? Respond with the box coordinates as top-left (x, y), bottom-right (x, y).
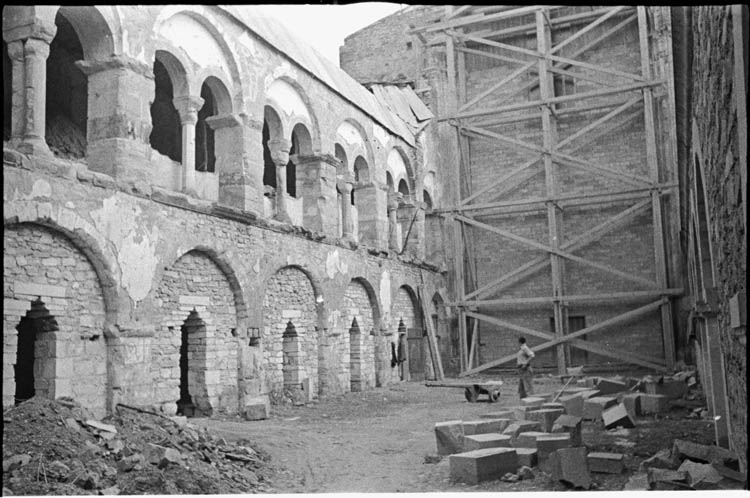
top-left (516, 336), bottom-right (535, 398)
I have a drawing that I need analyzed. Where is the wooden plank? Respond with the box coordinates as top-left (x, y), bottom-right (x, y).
top-left (456, 46), bottom-right (530, 67)
top-left (550, 6), bottom-right (627, 54)
top-left (463, 199), bottom-right (653, 299)
top-left (460, 156), bottom-right (541, 206)
top-left (457, 34), bottom-right (467, 106)
top-left (732, 5), bottom-right (748, 232)
top-left (537, 8), bottom-right (566, 375)
top-left (451, 215), bottom-right (467, 373)
top-left (461, 300), bottom-right (668, 375)
top-left (459, 59), bottom-right (536, 112)
top-left (547, 65), bottom-right (620, 88)
top-left (411, 5), bottom-right (548, 34)
top-left (457, 214), bottom-right (658, 288)
top-left (444, 5), bottom-right (472, 21)
top-left (638, 6), bottom-right (675, 370)
top-left (556, 98), bottom-right (641, 149)
top-left (455, 288), bottom-right (684, 307)
top-left (468, 317), bottom-right (478, 369)
top-left (446, 34), bottom-right (457, 115)
top-left (463, 126), bottom-right (652, 187)
top-left (462, 33), bottom-right (647, 83)
top-left (419, 285), bottom-right (445, 381)
top-left (445, 80), bottom-right (660, 121)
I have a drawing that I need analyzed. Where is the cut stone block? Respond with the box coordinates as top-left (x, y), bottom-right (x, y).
top-left (582, 396), bottom-right (617, 421)
top-left (645, 379), bottom-right (688, 399)
top-left (595, 378), bottom-right (628, 395)
top-left (502, 420), bottom-right (541, 441)
top-left (515, 431), bottom-right (550, 448)
top-left (507, 405), bottom-right (529, 420)
top-left (541, 402), bottom-right (565, 411)
top-left (516, 447), bottom-right (538, 468)
top-left (711, 463), bottom-right (748, 486)
top-left (536, 433), bottom-right (572, 461)
top-left (623, 472), bottom-right (649, 490)
top-left (639, 449), bottom-right (675, 471)
top-left (480, 411), bottom-right (514, 420)
top-left (449, 447), bottom-right (519, 485)
top-left (647, 468), bottom-right (690, 490)
top-left (578, 389), bottom-right (601, 399)
top-left (463, 418), bottom-right (511, 435)
top-left (462, 433), bottom-right (512, 451)
top-left (678, 459), bottom-right (723, 488)
top-left (602, 403), bottom-right (635, 429)
top-left (588, 452), bottom-right (625, 473)
top-left (435, 420), bottom-right (464, 456)
top-left (526, 408), bottom-right (565, 432)
top-left (548, 447), bottom-right (591, 489)
top-left (557, 394), bottom-right (584, 418)
top-left (520, 397), bottom-right (545, 407)
top-left (622, 393), bottom-right (641, 417)
top-left (551, 414), bottom-right (582, 446)
top-left (672, 439), bottom-right (738, 467)
top-left (243, 396), bottom-right (270, 420)
top-left (640, 394), bottom-right (669, 414)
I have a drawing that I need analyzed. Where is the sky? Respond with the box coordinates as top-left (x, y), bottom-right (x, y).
top-left (253, 3), bottom-right (407, 67)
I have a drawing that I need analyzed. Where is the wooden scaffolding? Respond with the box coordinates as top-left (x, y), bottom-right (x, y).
top-left (411, 6), bottom-right (681, 376)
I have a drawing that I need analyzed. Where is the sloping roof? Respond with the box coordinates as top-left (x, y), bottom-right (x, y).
top-left (220, 5), bottom-right (416, 146)
top-left (370, 84), bottom-right (433, 135)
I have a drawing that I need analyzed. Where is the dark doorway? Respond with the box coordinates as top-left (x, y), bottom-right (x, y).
top-left (14, 315), bottom-right (37, 403)
top-left (177, 321), bottom-right (195, 416)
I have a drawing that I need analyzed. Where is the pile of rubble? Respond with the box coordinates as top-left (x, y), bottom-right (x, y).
top-left (2, 396), bottom-right (275, 495)
top-left (432, 370), bottom-right (746, 491)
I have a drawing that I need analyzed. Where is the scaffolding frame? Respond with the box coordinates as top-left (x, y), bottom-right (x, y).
top-left (413, 5), bottom-right (680, 375)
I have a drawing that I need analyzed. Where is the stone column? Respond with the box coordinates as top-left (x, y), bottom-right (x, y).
top-left (174, 96), bottom-right (204, 194)
top-left (337, 172), bottom-right (355, 240)
top-left (387, 191), bottom-right (403, 251)
top-left (76, 56), bottom-right (155, 182)
top-left (20, 37), bottom-right (54, 155)
top-left (205, 113), bottom-right (247, 210)
top-left (268, 138), bottom-right (292, 223)
top-left (6, 40), bottom-right (26, 146)
top-left (293, 153), bottom-right (339, 235)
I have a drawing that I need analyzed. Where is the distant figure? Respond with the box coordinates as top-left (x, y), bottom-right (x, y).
top-left (517, 336), bottom-right (535, 398)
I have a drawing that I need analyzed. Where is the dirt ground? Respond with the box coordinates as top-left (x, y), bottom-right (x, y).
top-left (193, 373), bottom-right (719, 493)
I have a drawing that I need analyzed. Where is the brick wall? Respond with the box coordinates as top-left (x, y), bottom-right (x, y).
top-left (4, 223), bottom-right (108, 417)
top-left (262, 266), bottom-right (319, 400)
top-left (689, 5), bottom-right (746, 472)
top-left (153, 250), bottom-right (239, 414)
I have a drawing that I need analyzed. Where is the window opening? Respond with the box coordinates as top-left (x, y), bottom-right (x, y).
top-left (149, 58), bottom-right (182, 162)
top-left (15, 298), bottom-right (58, 404)
top-left (195, 82), bottom-right (216, 172)
top-left (262, 121), bottom-right (276, 189)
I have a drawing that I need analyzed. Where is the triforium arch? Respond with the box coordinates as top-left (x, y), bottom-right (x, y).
top-left (195, 74), bottom-right (233, 175)
top-left (150, 48), bottom-right (190, 163)
top-left (3, 219), bottom-right (117, 418)
top-left (392, 284), bottom-right (427, 382)
top-left (261, 264), bottom-right (323, 402)
top-left (152, 248), bottom-right (243, 416)
top-left (344, 277), bottom-right (381, 392)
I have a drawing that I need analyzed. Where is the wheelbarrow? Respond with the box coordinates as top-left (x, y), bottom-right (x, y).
top-left (425, 379), bottom-right (504, 403)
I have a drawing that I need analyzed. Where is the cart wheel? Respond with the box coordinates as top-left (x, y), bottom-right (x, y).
top-left (464, 386), bottom-right (479, 403)
top-left (489, 390), bottom-right (501, 403)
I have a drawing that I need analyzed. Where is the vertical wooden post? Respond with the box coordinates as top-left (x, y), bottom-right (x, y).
top-left (451, 215), bottom-right (467, 372)
top-left (638, 6), bottom-right (675, 370)
top-left (537, 8), bottom-right (567, 375)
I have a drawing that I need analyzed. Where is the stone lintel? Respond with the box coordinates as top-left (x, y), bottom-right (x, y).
top-left (75, 55), bottom-right (154, 78)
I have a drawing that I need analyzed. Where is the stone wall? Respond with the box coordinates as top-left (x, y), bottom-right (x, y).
top-left (3, 153), bottom-right (444, 415)
top-left (4, 223), bottom-right (108, 417)
top-left (343, 279), bottom-right (377, 391)
top-left (688, 5), bottom-right (747, 472)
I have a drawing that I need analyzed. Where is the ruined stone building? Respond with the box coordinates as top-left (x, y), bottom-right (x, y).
top-left (3, 5), bottom-right (747, 474)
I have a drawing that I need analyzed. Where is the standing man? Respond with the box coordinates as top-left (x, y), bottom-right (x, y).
top-left (517, 336), bottom-right (535, 399)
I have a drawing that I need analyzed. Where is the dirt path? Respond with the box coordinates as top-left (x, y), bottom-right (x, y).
top-left (191, 375), bottom-right (716, 493)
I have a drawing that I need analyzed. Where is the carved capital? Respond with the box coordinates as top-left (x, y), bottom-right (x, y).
top-left (23, 37), bottom-right (50, 59)
top-left (268, 138), bottom-right (291, 166)
top-left (173, 96), bottom-right (204, 124)
top-left (76, 55), bottom-right (153, 79)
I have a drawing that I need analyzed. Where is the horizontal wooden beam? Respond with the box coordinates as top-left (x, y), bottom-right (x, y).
top-left (443, 80), bottom-right (661, 121)
top-left (411, 5), bottom-right (553, 34)
top-left (436, 183), bottom-right (676, 214)
top-left (460, 299), bottom-right (668, 375)
top-left (453, 288), bottom-right (683, 307)
top-left (456, 214), bottom-right (658, 288)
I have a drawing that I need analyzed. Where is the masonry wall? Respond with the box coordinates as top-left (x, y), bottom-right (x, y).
top-left (3, 152), bottom-right (444, 416)
top-left (688, 5), bottom-right (747, 472)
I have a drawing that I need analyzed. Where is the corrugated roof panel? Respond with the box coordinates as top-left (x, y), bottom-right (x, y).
top-left (221, 5), bottom-right (415, 146)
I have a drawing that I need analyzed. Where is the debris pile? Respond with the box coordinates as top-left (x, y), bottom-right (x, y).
top-left (2, 396), bottom-right (275, 495)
